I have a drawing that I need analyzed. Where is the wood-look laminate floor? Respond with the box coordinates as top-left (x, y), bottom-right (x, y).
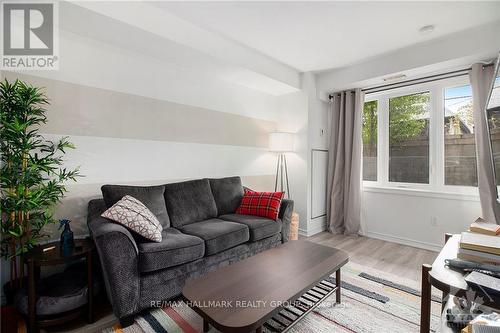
top-left (306, 232), bottom-right (439, 282)
top-left (46, 233), bottom-right (438, 332)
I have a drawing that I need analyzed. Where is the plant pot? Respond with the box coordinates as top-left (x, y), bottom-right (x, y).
top-left (1, 305), bottom-right (23, 333)
top-left (3, 278), bottom-right (27, 305)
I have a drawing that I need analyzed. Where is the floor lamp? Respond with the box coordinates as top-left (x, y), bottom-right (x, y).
top-left (269, 132), bottom-right (294, 198)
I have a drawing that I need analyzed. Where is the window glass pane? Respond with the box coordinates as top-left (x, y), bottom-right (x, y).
top-left (363, 100), bottom-right (378, 181)
top-left (444, 85), bottom-right (477, 186)
top-left (487, 77), bottom-right (500, 190)
top-left (389, 92), bottom-right (430, 183)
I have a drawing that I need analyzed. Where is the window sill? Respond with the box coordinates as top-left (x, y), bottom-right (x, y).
top-left (362, 185), bottom-right (480, 202)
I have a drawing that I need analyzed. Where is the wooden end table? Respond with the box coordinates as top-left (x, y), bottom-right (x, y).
top-left (22, 238), bottom-right (95, 333)
top-left (420, 233), bottom-right (500, 333)
top-left (183, 240), bottom-right (349, 333)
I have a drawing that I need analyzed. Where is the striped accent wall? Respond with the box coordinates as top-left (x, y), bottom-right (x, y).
top-left (2, 72), bottom-right (278, 239)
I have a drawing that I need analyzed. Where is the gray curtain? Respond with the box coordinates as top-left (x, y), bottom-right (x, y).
top-left (326, 89), bottom-right (364, 235)
top-left (470, 63), bottom-right (500, 223)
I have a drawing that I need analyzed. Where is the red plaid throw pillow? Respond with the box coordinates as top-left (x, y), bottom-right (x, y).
top-left (236, 189), bottom-right (284, 220)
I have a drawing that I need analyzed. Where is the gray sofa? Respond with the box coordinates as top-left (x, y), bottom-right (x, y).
top-left (87, 176), bottom-right (293, 325)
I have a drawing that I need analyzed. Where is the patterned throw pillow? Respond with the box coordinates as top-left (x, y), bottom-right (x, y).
top-left (236, 189), bottom-right (284, 221)
top-left (101, 195), bottom-right (163, 242)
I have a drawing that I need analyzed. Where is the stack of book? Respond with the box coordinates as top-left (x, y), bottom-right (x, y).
top-left (459, 221), bottom-right (500, 265)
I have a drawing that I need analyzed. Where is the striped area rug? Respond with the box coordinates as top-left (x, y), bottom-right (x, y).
top-left (103, 262), bottom-right (442, 333)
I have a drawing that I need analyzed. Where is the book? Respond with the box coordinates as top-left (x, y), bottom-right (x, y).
top-left (458, 248), bottom-right (500, 260)
top-left (460, 232), bottom-right (500, 256)
top-left (465, 271), bottom-right (500, 296)
top-left (470, 219), bottom-right (500, 236)
top-left (472, 324), bottom-right (500, 333)
top-left (458, 252), bottom-right (500, 265)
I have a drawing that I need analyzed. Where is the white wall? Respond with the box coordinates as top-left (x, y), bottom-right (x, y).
top-left (273, 72), bottom-right (331, 236)
top-left (22, 30), bottom-right (282, 122)
top-left (0, 23), bottom-right (305, 302)
top-left (273, 72), bottom-right (334, 236)
top-left (275, 90), bottom-right (309, 230)
top-left (0, 29), bottom-right (307, 210)
top-left (362, 190), bottom-right (481, 251)
top-left (1, 27), bottom-right (285, 237)
top-left (303, 73), bottom-right (331, 236)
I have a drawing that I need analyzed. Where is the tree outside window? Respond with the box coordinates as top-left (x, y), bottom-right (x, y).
top-left (388, 92), bottom-right (430, 184)
top-left (362, 101), bottom-right (377, 181)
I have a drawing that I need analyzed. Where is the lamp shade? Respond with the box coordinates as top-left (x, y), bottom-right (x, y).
top-left (269, 132), bottom-right (294, 152)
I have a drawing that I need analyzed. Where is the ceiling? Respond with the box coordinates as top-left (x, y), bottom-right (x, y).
top-left (151, 1), bottom-right (500, 72)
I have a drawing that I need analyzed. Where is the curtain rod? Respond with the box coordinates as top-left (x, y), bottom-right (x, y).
top-left (328, 63), bottom-right (494, 99)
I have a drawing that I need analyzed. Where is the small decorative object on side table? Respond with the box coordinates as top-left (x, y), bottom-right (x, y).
top-left (290, 212), bottom-right (299, 240)
top-left (20, 238), bottom-right (95, 333)
top-left (59, 219), bottom-right (75, 256)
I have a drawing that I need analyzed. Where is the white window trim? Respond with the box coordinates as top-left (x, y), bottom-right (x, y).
top-left (363, 76), bottom-right (479, 197)
top-left (362, 185), bottom-right (479, 202)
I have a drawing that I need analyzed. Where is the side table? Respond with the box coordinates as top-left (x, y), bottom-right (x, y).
top-left (22, 238), bottom-right (95, 333)
top-left (420, 233), bottom-right (500, 333)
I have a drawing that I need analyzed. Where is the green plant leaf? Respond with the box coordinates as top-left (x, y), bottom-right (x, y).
top-left (0, 78), bottom-right (81, 261)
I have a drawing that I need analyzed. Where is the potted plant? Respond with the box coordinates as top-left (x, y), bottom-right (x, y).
top-left (0, 79), bottom-right (80, 301)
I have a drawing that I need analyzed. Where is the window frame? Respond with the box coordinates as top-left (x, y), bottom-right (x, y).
top-left (362, 76), bottom-right (479, 196)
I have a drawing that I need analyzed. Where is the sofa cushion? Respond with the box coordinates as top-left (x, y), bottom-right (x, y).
top-left (208, 177), bottom-right (244, 215)
top-left (137, 228), bottom-right (205, 273)
top-left (179, 219), bottom-right (249, 255)
top-left (219, 214), bottom-right (282, 241)
top-left (101, 184), bottom-right (170, 228)
top-left (164, 179), bottom-right (218, 228)
top-left (236, 190), bottom-right (284, 221)
top-left (102, 195), bottom-right (163, 242)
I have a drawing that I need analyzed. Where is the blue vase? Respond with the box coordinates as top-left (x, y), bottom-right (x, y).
top-left (59, 219), bottom-right (74, 256)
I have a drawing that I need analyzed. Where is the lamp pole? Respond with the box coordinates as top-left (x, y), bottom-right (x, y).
top-left (274, 152), bottom-right (290, 198)
top-left (269, 132), bottom-right (294, 199)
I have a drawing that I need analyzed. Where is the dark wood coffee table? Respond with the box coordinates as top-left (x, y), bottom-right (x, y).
top-left (182, 240), bottom-right (349, 333)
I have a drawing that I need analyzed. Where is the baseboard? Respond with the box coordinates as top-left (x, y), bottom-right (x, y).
top-left (298, 218), bottom-right (327, 237)
top-left (364, 231), bottom-right (441, 252)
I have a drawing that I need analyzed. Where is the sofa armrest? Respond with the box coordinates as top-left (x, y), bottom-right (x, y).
top-left (87, 199), bottom-right (140, 320)
top-left (279, 199), bottom-right (294, 243)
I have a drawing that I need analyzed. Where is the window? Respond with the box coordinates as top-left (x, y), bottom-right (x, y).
top-left (389, 92), bottom-right (430, 184)
top-left (362, 100), bottom-right (377, 181)
top-left (444, 85), bottom-right (477, 186)
top-left (362, 76), bottom-right (480, 194)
